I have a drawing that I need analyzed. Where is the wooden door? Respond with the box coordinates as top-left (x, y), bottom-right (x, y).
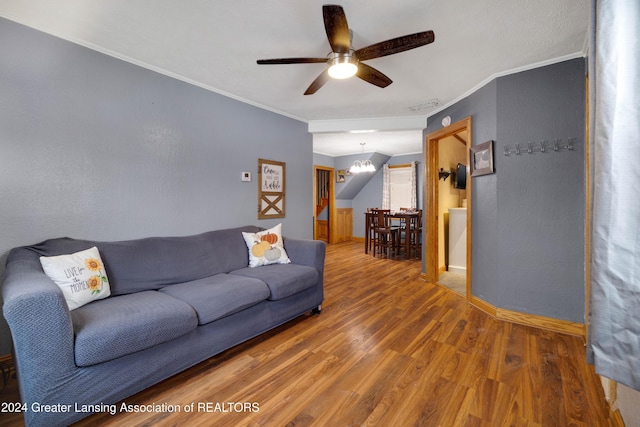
top-left (425, 116), bottom-right (472, 298)
top-left (314, 166), bottom-right (335, 243)
top-left (336, 208), bottom-right (353, 243)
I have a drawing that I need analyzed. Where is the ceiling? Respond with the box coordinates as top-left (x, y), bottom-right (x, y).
top-left (313, 130), bottom-right (424, 157)
top-left (0, 1), bottom-right (588, 156)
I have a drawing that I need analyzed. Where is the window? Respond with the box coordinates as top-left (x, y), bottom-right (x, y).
top-left (389, 166), bottom-right (413, 212)
top-left (383, 163), bottom-right (417, 212)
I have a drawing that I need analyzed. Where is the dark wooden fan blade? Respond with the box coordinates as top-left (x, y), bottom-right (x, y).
top-left (257, 57), bottom-right (327, 65)
top-left (356, 63), bottom-right (392, 88)
top-left (323, 5), bottom-right (351, 53)
top-left (304, 69), bottom-right (331, 95)
top-left (354, 30), bottom-right (435, 61)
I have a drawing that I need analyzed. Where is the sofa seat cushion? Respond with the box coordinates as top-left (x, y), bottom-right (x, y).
top-left (159, 274), bottom-right (270, 325)
top-left (71, 291), bottom-right (198, 367)
top-left (230, 264), bottom-right (318, 301)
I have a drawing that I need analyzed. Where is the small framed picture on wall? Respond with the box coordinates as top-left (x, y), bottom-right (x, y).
top-left (470, 140), bottom-right (495, 177)
top-left (336, 170), bottom-right (346, 183)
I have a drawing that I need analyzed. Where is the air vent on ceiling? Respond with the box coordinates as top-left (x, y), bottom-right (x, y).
top-left (409, 99), bottom-right (440, 111)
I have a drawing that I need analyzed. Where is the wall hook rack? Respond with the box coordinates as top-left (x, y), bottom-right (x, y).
top-left (504, 138), bottom-right (576, 157)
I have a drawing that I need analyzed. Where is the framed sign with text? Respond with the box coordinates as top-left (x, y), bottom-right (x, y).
top-left (258, 158), bottom-right (286, 219)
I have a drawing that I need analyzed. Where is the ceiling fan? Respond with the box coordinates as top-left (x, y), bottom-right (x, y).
top-left (256, 4), bottom-right (435, 95)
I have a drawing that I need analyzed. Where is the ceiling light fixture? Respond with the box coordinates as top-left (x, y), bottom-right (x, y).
top-left (328, 52), bottom-right (358, 79)
top-left (349, 129), bottom-right (377, 134)
top-left (350, 142), bottom-right (376, 174)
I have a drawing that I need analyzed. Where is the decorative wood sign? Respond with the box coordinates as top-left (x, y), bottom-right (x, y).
top-left (258, 158), bottom-right (286, 219)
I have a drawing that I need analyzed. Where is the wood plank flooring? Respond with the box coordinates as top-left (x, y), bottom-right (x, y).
top-left (0, 241), bottom-right (614, 426)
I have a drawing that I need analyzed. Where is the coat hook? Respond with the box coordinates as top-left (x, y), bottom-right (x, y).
top-left (504, 138), bottom-right (574, 158)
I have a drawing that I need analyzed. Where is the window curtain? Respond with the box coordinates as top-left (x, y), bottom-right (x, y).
top-left (410, 161), bottom-right (417, 209)
top-left (382, 164), bottom-right (390, 209)
top-left (588, 0), bottom-right (640, 391)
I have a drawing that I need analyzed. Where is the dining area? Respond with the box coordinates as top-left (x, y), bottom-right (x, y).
top-left (364, 208), bottom-right (422, 260)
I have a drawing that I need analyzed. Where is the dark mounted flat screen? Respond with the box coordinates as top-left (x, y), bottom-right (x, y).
top-left (455, 163), bottom-right (466, 189)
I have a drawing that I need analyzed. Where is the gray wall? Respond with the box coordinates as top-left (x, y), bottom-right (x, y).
top-left (334, 152), bottom-right (390, 201)
top-left (425, 59), bottom-right (586, 323)
top-left (0, 19), bottom-right (313, 355)
top-left (496, 59), bottom-right (586, 321)
top-left (313, 153), bottom-right (334, 168)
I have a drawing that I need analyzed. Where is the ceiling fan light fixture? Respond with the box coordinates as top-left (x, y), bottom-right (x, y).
top-left (256, 6), bottom-right (434, 94)
top-left (328, 53), bottom-right (358, 79)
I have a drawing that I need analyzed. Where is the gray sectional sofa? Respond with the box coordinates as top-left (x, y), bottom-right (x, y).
top-left (2, 225), bottom-right (325, 427)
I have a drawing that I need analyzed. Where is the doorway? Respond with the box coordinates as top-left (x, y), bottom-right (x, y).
top-left (424, 117), bottom-right (472, 298)
top-left (313, 165), bottom-right (336, 243)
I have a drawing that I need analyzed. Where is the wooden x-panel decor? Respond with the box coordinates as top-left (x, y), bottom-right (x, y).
top-left (258, 158), bottom-right (286, 219)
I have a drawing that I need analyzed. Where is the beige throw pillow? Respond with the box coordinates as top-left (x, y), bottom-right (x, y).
top-left (40, 246), bottom-right (111, 310)
top-left (242, 223), bottom-right (291, 268)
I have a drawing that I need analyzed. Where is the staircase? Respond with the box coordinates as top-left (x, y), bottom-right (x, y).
top-left (316, 197), bottom-right (328, 216)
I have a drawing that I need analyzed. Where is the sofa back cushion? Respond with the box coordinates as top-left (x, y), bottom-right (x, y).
top-left (23, 226), bottom-right (262, 295)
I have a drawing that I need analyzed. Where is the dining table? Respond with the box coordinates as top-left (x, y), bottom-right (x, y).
top-left (364, 210), bottom-right (421, 259)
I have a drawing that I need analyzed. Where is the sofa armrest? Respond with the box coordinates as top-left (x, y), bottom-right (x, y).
top-left (283, 238), bottom-right (326, 274)
top-left (2, 249), bottom-right (77, 384)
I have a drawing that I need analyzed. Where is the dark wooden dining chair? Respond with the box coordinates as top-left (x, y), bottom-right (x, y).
top-left (372, 209), bottom-right (400, 258)
top-left (406, 210), bottom-right (422, 259)
top-left (366, 208), bottom-right (379, 254)
top-left (398, 207), bottom-right (410, 230)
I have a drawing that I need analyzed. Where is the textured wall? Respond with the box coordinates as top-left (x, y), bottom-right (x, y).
top-left (424, 59), bottom-right (586, 323)
top-left (495, 59), bottom-right (586, 322)
top-left (0, 19), bottom-right (313, 355)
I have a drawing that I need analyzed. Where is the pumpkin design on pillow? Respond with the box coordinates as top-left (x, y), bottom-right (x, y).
top-left (264, 246), bottom-right (281, 261)
top-left (251, 240), bottom-right (271, 257)
top-left (260, 232), bottom-right (278, 244)
top-left (242, 224), bottom-right (291, 268)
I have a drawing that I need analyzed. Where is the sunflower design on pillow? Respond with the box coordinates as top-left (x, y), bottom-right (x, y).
top-left (40, 246), bottom-right (111, 310)
top-left (85, 257), bottom-right (108, 295)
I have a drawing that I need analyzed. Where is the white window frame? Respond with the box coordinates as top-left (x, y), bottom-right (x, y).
top-left (389, 165), bottom-right (414, 213)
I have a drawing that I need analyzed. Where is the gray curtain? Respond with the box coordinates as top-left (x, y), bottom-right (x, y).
top-left (588, 0), bottom-right (640, 391)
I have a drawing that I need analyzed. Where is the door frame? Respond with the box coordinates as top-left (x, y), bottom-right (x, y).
top-left (424, 116), bottom-right (473, 298)
top-left (313, 165), bottom-right (337, 243)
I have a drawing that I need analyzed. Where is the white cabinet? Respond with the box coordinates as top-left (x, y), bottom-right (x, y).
top-left (448, 208), bottom-right (467, 274)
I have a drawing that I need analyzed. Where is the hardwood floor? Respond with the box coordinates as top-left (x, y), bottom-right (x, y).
top-left (1, 241), bottom-right (615, 426)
